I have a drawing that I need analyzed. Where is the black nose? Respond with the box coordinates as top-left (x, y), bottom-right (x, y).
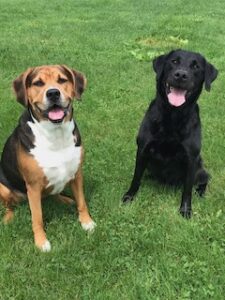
top-left (46, 89), bottom-right (60, 101)
top-left (173, 70), bottom-right (188, 81)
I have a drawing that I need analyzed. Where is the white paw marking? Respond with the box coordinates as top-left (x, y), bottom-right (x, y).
top-left (81, 220), bottom-right (96, 232)
top-left (41, 240), bottom-right (51, 252)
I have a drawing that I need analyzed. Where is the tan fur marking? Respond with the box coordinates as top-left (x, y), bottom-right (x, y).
top-left (13, 65), bottom-right (86, 123)
top-left (27, 186), bottom-right (47, 249)
top-left (70, 165), bottom-right (93, 225)
top-left (17, 144), bottom-right (49, 191)
top-left (26, 65), bottom-right (85, 122)
top-left (27, 66), bottom-right (74, 106)
top-left (3, 208), bottom-right (14, 224)
top-left (0, 183), bottom-right (22, 223)
top-left (17, 144), bottom-right (50, 248)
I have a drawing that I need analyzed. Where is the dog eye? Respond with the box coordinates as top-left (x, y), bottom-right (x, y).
top-left (171, 59), bottom-right (178, 64)
top-left (192, 60), bottom-right (199, 70)
top-left (33, 80), bottom-right (45, 87)
top-left (193, 63), bottom-right (199, 69)
top-left (58, 77), bottom-right (68, 84)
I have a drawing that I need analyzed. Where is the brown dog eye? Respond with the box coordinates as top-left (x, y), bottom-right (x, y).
top-left (58, 77), bottom-right (68, 84)
top-left (33, 80), bottom-right (45, 87)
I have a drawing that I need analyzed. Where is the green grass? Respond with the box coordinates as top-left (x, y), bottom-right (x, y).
top-left (0, 0), bottom-right (225, 299)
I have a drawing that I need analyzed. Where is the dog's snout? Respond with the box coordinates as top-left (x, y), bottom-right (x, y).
top-left (46, 89), bottom-right (60, 101)
top-left (173, 70), bottom-right (188, 81)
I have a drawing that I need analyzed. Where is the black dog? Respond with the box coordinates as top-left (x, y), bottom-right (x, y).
top-left (122, 49), bottom-right (218, 218)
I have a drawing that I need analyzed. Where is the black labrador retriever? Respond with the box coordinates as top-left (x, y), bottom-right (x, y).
top-left (122, 49), bottom-right (218, 218)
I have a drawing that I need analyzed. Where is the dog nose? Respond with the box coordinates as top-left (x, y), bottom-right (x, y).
top-left (173, 70), bottom-right (188, 81)
top-left (46, 89), bottom-right (60, 101)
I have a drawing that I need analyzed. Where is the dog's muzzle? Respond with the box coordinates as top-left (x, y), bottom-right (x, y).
top-left (44, 88), bottom-right (70, 123)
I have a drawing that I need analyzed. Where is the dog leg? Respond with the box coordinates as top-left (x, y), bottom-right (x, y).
top-left (71, 168), bottom-right (96, 232)
top-left (179, 157), bottom-right (197, 218)
top-left (27, 187), bottom-right (51, 252)
top-left (122, 147), bottom-right (147, 203)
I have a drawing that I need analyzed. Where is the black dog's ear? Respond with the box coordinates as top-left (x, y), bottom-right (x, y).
top-left (13, 68), bottom-right (34, 107)
top-left (153, 51), bottom-right (176, 80)
top-left (153, 54), bottom-right (166, 80)
top-left (205, 62), bottom-right (218, 92)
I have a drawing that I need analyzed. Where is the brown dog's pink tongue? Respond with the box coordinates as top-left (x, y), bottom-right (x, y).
top-left (168, 88), bottom-right (186, 107)
top-left (48, 108), bottom-right (64, 121)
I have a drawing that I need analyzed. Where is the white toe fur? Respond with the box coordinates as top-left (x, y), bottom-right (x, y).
top-left (41, 240), bottom-right (51, 252)
top-left (81, 220), bottom-right (96, 232)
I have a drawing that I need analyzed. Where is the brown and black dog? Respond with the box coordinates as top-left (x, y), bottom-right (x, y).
top-left (0, 65), bottom-right (96, 251)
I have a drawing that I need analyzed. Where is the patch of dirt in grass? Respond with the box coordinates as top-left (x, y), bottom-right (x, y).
top-left (127, 35), bottom-right (188, 61)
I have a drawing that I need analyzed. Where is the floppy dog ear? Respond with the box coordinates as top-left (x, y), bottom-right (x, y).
top-left (61, 65), bottom-right (87, 100)
top-left (153, 54), bottom-right (166, 80)
top-left (204, 62), bottom-right (218, 92)
top-left (72, 70), bottom-right (87, 100)
top-left (13, 68), bottom-right (33, 107)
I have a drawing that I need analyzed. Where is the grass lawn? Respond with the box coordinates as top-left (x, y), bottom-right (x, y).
top-left (0, 0), bottom-right (225, 299)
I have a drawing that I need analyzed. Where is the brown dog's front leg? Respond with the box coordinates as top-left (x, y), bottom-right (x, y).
top-left (27, 186), bottom-right (51, 252)
top-left (71, 168), bottom-right (96, 232)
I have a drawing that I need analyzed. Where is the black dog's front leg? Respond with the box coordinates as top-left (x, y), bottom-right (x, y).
top-left (179, 157), bottom-right (197, 218)
top-left (122, 147), bottom-right (148, 203)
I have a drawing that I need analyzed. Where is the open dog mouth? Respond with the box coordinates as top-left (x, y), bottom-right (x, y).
top-left (166, 83), bottom-right (187, 107)
top-left (47, 104), bottom-right (71, 123)
top-left (45, 104), bottom-right (71, 123)
top-left (34, 102), bottom-right (72, 123)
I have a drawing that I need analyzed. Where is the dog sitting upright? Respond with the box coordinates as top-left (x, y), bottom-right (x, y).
top-left (122, 50), bottom-right (218, 218)
top-left (0, 65), bottom-right (96, 251)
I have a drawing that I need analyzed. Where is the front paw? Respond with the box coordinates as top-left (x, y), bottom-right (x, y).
top-left (179, 206), bottom-right (192, 219)
top-left (81, 220), bottom-right (96, 232)
top-left (35, 239), bottom-right (51, 252)
top-left (122, 193), bottom-right (134, 204)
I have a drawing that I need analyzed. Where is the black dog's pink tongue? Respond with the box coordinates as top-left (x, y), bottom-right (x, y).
top-left (48, 108), bottom-right (64, 121)
top-left (168, 88), bottom-right (186, 107)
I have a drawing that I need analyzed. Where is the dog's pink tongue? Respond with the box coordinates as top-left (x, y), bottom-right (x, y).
top-left (48, 108), bottom-right (64, 121)
top-left (168, 88), bottom-right (186, 107)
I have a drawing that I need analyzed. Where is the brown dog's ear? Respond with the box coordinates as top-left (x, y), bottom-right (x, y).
top-left (204, 61), bottom-right (218, 92)
top-left (61, 65), bottom-right (87, 100)
top-left (13, 68), bottom-right (33, 106)
top-left (72, 69), bottom-right (87, 100)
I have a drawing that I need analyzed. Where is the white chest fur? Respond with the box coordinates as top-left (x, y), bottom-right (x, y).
top-left (28, 118), bottom-right (81, 194)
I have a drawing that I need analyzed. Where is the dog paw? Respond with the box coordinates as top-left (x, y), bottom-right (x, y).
top-left (122, 193), bottom-right (134, 204)
top-left (3, 210), bottom-right (14, 224)
top-left (38, 240), bottom-right (51, 252)
top-left (195, 184), bottom-right (207, 197)
top-left (81, 220), bottom-right (96, 232)
top-left (179, 207), bottom-right (192, 219)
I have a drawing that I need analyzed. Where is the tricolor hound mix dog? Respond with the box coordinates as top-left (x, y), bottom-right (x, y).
top-left (0, 65), bottom-right (96, 251)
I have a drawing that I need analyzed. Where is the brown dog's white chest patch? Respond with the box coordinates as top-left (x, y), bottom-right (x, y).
top-left (28, 118), bottom-right (81, 194)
